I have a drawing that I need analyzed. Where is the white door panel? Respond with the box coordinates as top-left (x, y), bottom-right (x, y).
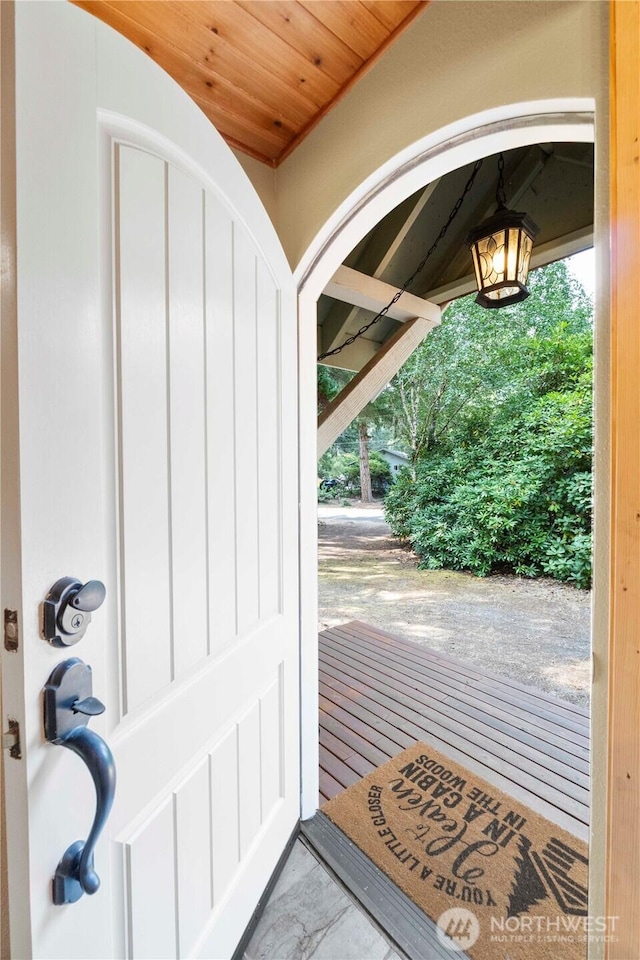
top-left (1, 3), bottom-right (299, 958)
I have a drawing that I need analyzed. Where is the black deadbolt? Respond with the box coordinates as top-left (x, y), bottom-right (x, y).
top-left (43, 577), bottom-right (106, 647)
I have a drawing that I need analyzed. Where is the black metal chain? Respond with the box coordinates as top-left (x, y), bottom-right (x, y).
top-left (317, 157), bottom-right (485, 363)
top-left (496, 152), bottom-right (506, 207)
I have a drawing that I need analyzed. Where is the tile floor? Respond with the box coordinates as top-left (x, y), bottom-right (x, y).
top-left (244, 840), bottom-right (403, 960)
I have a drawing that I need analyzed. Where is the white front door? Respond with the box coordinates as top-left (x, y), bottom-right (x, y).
top-left (1, 3), bottom-right (299, 957)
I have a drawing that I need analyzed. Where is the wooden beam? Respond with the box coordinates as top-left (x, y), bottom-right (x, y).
top-left (318, 313), bottom-right (439, 456)
top-left (606, 2), bottom-right (640, 955)
top-left (318, 339), bottom-right (379, 373)
top-left (377, 182), bottom-right (440, 275)
top-left (321, 182), bottom-right (439, 353)
top-left (317, 317), bottom-right (380, 372)
top-left (323, 265), bottom-right (441, 323)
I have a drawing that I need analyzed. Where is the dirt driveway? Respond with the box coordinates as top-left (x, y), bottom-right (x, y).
top-left (318, 503), bottom-right (591, 707)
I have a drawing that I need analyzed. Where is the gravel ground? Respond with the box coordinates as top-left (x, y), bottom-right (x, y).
top-left (318, 502), bottom-right (591, 707)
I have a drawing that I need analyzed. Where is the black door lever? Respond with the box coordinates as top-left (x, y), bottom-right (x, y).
top-left (72, 696), bottom-right (106, 717)
top-left (44, 658), bottom-right (116, 905)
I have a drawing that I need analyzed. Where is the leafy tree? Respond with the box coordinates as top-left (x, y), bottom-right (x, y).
top-left (317, 365), bottom-right (394, 502)
top-left (384, 260), bottom-right (593, 588)
top-left (354, 387), bottom-right (395, 501)
top-left (388, 261), bottom-right (592, 463)
top-left (317, 365), bottom-right (351, 414)
top-left (328, 450), bottom-right (392, 497)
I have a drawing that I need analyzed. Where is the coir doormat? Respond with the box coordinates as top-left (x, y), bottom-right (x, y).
top-left (323, 743), bottom-right (590, 960)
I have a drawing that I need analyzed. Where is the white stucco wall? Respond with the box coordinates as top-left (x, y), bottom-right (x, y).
top-left (232, 148), bottom-right (277, 226)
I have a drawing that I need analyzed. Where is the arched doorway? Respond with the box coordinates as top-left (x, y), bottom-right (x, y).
top-left (295, 98), bottom-right (604, 917)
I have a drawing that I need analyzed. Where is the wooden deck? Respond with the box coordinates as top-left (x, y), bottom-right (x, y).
top-left (318, 621), bottom-right (590, 842)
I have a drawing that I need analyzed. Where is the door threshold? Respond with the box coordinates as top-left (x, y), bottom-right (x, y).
top-left (301, 812), bottom-right (469, 960)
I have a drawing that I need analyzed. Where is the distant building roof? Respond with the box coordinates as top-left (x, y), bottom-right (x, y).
top-left (380, 448), bottom-right (409, 460)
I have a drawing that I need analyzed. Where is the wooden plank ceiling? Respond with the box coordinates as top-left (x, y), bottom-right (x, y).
top-left (73, 1), bottom-right (428, 165)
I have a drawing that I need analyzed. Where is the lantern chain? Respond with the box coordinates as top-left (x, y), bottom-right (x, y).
top-left (317, 157), bottom-right (485, 363)
top-left (496, 152), bottom-right (506, 207)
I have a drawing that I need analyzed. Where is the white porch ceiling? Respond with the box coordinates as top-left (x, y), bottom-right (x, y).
top-left (318, 141), bottom-right (594, 371)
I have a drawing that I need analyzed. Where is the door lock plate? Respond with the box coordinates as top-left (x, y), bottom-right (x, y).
top-left (4, 609), bottom-right (18, 652)
top-left (3, 719), bottom-right (21, 759)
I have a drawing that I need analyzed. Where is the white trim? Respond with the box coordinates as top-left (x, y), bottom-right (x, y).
top-left (297, 100), bottom-right (595, 821)
top-left (324, 265), bottom-right (441, 324)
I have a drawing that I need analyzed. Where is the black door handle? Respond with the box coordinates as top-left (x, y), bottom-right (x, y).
top-left (44, 658), bottom-right (116, 905)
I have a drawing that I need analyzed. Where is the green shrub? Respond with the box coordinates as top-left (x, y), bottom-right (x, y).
top-left (385, 378), bottom-right (592, 589)
top-left (317, 485), bottom-right (337, 503)
top-left (383, 261), bottom-right (593, 589)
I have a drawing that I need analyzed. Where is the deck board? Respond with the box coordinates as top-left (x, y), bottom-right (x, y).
top-left (344, 621), bottom-right (589, 720)
top-left (318, 621), bottom-right (590, 843)
top-left (330, 623), bottom-right (590, 740)
top-left (320, 653), bottom-right (590, 792)
top-left (320, 640), bottom-right (590, 774)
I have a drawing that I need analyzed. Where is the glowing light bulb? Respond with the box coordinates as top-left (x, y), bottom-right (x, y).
top-left (492, 249), bottom-right (505, 275)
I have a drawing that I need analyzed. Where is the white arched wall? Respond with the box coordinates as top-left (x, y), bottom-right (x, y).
top-left (296, 102), bottom-right (609, 939)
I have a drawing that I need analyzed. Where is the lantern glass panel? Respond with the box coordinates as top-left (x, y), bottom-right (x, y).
top-left (518, 233), bottom-right (533, 285)
top-left (475, 230), bottom-right (507, 287)
top-left (471, 244), bottom-right (483, 291)
top-left (507, 228), bottom-right (520, 279)
top-left (488, 284), bottom-right (521, 303)
top-left (466, 200), bottom-right (538, 309)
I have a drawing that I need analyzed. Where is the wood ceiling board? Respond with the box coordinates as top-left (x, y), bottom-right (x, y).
top-left (72, 0), bottom-right (428, 165)
top-left (276, 0), bottom-right (428, 164)
top-left (163, 5), bottom-right (323, 125)
top-left (236, 1), bottom-right (365, 87)
top-left (298, 0), bottom-right (391, 59)
top-left (125, 28), bottom-right (295, 150)
top-left (361, 0), bottom-right (423, 31)
top-left (187, 1), bottom-right (343, 108)
top-left (189, 93), bottom-right (292, 162)
top-left (96, 0), bottom-right (328, 113)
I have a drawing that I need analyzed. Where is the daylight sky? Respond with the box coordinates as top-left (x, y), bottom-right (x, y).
top-left (565, 248), bottom-right (595, 299)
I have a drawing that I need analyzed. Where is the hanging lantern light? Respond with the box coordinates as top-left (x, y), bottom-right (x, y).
top-left (465, 154), bottom-right (539, 309)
